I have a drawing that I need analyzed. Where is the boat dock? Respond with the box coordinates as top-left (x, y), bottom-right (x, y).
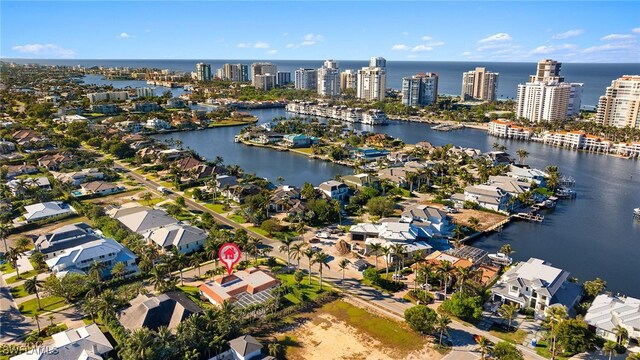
top-left (512, 212), bottom-right (544, 222)
top-left (431, 123), bottom-right (465, 131)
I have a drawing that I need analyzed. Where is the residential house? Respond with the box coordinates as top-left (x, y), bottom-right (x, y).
top-left (199, 268), bottom-right (280, 308)
top-left (387, 151), bottom-right (413, 164)
top-left (282, 134), bottom-right (312, 148)
top-left (0, 140), bottom-right (16, 154)
top-left (157, 148), bottom-right (190, 162)
top-left (350, 221), bottom-right (433, 258)
top-left (22, 201), bottom-right (75, 223)
top-left (227, 335), bottom-right (264, 360)
top-left (415, 249), bottom-right (499, 286)
top-left (142, 224), bottom-right (206, 254)
top-left (7, 177), bottom-right (51, 196)
top-left (341, 173), bottom-right (378, 189)
top-left (490, 258), bottom-right (582, 319)
top-left (400, 204), bottom-right (451, 236)
top-left (5, 164), bottom-right (38, 178)
top-left (166, 98), bottom-right (186, 108)
top-left (53, 168), bottom-right (104, 185)
top-left (268, 185), bottom-right (303, 214)
top-left (145, 118), bottom-right (171, 131)
top-left (318, 180), bottom-right (349, 201)
top-left (484, 151), bottom-right (514, 166)
top-left (12, 130), bottom-right (47, 147)
top-left (507, 165), bottom-right (548, 186)
top-left (216, 175), bottom-right (238, 190)
top-left (487, 176), bottom-right (531, 197)
top-left (81, 181), bottom-right (123, 196)
top-left (222, 184), bottom-right (261, 203)
top-left (352, 147), bottom-right (390, 162)
top-left (584, 294), bottom-right (640, 345)
top-left (118, 292), bottom-right (202, 331)
top-left (35, 222), bottom-right (100, 260)
top-left (37, 153), bottom-right (77, 170)
top-left (10, 323), bottom-right (113, 360)
top-left (463, 185), bottom-right (510, 212)
top-left (115, 120), bottom-right (143, 133)
top-left (46, 237), bottom-right (139, 278)
top-left (114, 207), bottom-right (178, 233)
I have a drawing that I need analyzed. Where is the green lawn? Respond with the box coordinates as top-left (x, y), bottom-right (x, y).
top-left (19, 295), bottom-right (67, 316)
top-left (228, 214), bottom-right (247, 224)
top-left (5, 270), bottom-right (39, 284)
top-left (137, 197), bottom-right (164, 207)
top-left (177, 285), bottom-right (202, 304)
top-left (10, 285), bottom-right (29, 298)
top-left (320, 300), bottom-right (426, 355)
top-left (277, 273), bottom-right (327, 304)
top-left (534, 340), bottom-right (570, 360)
top-left (248, 226), bottom-right (269, 236)
top-left (205, 203), bottom-right (226, 214)
top-left (291, 147), bottom-right (314, 155)
top-left (489, 326), bottom-right (528, 344)
top-left (0, 262), bottom-right (16, 274)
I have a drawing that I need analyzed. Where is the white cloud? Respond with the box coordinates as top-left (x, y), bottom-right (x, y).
top-left (552, 29), bottom-right (583, 40)
top-left (12, 43), bottom-right (75, 58)
top-left (237, 42), bottom-right (270, 49)
top-left (531, 44), bottom-right (577, 55)
top-left (601, 34), bottom-right (635, 41)
top-left (286, 43), bottom-right (299, 49)
top-left (421, 35), bottom-right (433, 41)
top-left (407, 54), bottom-right (418, 59)
top-left (411, 45), bottom-right (434, 52)
top-left (391, 44), bottom-right (410, 51)
top-left (266, 49), bottom-right (277, 55)
top-left (583, 42), bottom-right (637, 53)
top-left (461, 51), bottom-right (473, 56)
top-left (477, 42), bottom-right (512, 51)
top-left (303, 33), bottom-right (324, 42)
top-left (117, 32), bottom-right (133, 39)
top-left (633, 28), bottom-right (640, 34)
top-left (479, 33), bottom-right (512, 43)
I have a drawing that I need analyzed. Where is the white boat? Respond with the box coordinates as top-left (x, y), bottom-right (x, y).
top-left (488, 252), bottom-right (513, 266)
top-left (634, 208), bottom-right (640, 220)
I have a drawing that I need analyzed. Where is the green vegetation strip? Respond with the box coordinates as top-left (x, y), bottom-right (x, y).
top-left (5, 270), bottom-right (39, 284)
top-left (277, 274), bottom-right (326, 304)
top-left (10, 285), bottom-right (29, 298)
top-left (19, 296), bottom-right (67, 316)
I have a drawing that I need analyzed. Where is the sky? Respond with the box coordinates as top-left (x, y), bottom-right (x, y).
top-left (1, 1), bottom-right (639, 63)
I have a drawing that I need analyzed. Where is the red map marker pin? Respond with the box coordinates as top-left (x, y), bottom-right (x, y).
top-left (219, 243), bottom-right (241, 275)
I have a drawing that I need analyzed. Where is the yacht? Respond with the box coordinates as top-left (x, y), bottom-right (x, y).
top-left (488, 252), bottom-right (513, 266)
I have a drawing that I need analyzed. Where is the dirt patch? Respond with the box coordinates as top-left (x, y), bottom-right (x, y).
top-left (6, 216), bottom-right (92, 249)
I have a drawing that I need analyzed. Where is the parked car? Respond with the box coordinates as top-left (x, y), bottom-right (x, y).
top-left (392, 273), bottom-right (405, 280)
top-left (316, 232), bottom-right (330, 239)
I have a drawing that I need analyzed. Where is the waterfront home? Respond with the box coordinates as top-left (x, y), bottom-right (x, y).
top-left (199, 268), bottom-right (280, 308)
top-left (227, 335), bottom-right (264, 360)
top-left (9, 323), bottom-right (113, 360)
top-left (215, 174), bottom-right (238, 190)
top-left (37, 152), bottom-right (77, 170)
top-left (7, 176), bottom-right (51, 195)
top-left (54, 114), bottom-right (87, 123)
top-left (145, 118), bottom-right (171, 131)
top-left (341, 173), bottom-right (379, 189)
top-left (487, 119), bottom-right (533, 140)
top-left (387, 151), bottom-right (414, 165)
top-left (463, 185), bottom-right (510, 212)
top-left (166, 97), bottom-right (186, 108)
top-left (507, 165), bottom-right (547, 186)
top-left (5, 164), bottom-right (38, 178)
top-left (415, 249), bottom-right (499, 286)
top-left (484, 151), bottom-right (514, 166)
top-left (542, 131), bottom-right (587, 150)
top-left (46, 237), bottom-right (139, 278)
top-left (132, 101), bottom-right (162, 113)
top-left (487, 176), bottom-right (531, 196)
top-left (35, 222), bottom-right (100, 260)
top-left (142, 224), bottom-right (206, 254)
top-left (90, 103), bottom-right (121, 115)
top-left (352, 147), bottom-right (390, 162)
top-left (115, 120), bottom-right (143, 133)
top-left (53, 168), bottom-right (104, 186)
top-left (80, 181), bottom-right (122, 196)
top-left (616, 142), bottom-right (640, 158)
top-left (400, 204), bottom-right (451, 235)
top-left (268, 185), bottom-right (305, 215)
top-left (318, 180), bottom-right (349, 201)
top-left (223, 184), bottom-right (262, 204)
top-left (21, 201), bottom-right (75, 223)
top-left (118, 292), bottom-right (201, 331)
top-left (282, 133), bottom-right (313, 148)
top-left (490, 258), bottom-right (582, 319)
top-left (157, 148), bottom-right (190, 161)
top-left (584, 294), bottom-right (640, 345)
top-left (351, 220), bottom-right (434, 243)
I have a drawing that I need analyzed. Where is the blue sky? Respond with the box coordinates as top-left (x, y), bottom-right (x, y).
top-left (1, 1), bottom-right (639, 62)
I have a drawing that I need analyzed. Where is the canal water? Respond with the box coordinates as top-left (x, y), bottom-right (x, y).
top-left (154, 108), bottom-right (640, 297)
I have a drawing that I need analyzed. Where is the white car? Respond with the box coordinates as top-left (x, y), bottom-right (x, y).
top-left (316, 232), bottom-right (330, 239)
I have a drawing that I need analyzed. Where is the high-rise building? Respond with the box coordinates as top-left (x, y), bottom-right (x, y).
top-left (317, 60), bottom-right (341, 96)
top-left (596, 75), bottom-right (640, 129)
top-left (223, 63), bottom-right (249, 82)
top-left (277, 72), bottom-right (292, 86)
top-left (254, 74), bottom-right (276, 91)
top-left (294, 68), bottom-right (318, 90)
top-left (357, 66), bottom-right (386, 101)
top-left (195, 63), bottom-right (212, 82)
top-left (369, 57), bottom-right (386, 69)
top-left (340, 69), bottom-right (357, 90)
top-left (251, 63), bottom-right (277, 84)
top-left (402, 73), bottom-right (439, 106)
top-left (461, 67), bottom-right (499, 101)
top-left (516, 59), bottom-right (582, 122)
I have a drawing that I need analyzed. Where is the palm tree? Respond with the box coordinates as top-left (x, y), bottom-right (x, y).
top-left (499, 303), bottom-right (518, 330)
top-left (268, 342), bottom-right (282, 358)
top-left (155, 325), bottom-right (174, 356)
top-left (312, 252), bottom-right (330, 290)
top-left (171, 249), bottom-right (189, 286)
top-left (453, 225), bottom-right (465, 243)
top-left (338, 259), bottom-right (349, 282)
top-left (516, 149), bottom-right (529, 165)
top-left (83, 298), bottom-right (98, 323)
top-left (32, 313), bottom-right (41, 334)
top-left (24, 276), bottom-right (43, 310)
top-left (89, 261), bottom-right (106, 282)
top-left (437, 260), bottom-right (455, 298)
top-left (278, 237), bottom-right (295, 267)
top-left (0, 223), bottom-right (10, 252)
top-left (122, 327), bottom-right (155, 360)
top-left (456, 266), bottom-right (473, 296)
top-left (369, 243), bottom-right (383, 269)
top-left (290, 243), bottom-right (306, 268)
top-left (436, 313), bottom-right (452, 346)
top-left (476, 336), bottom-right (491, 359)
top-left (499, 244), bottom-right (513, 257)
top-left (304, 248), bottom-right (316, 284)
top-left (5, 247), bottom-right (22, 279)
top-left (545, 305), bottom-right (568, 359)
top-left (190, 253), bottom-right (204, 279)
top-left (613, 324), bottom-right (629, 346)
top-left (603, 340), bottom-right (617, 360)
top-left (381, 247), bottom-right (392, 278)
top-left (391, 243), bottom-right (406, 276)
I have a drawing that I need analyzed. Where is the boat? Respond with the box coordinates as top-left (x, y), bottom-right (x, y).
top-left (488, 252), bottom-right (513, 266)
top-left (634, 208), bottom-right (640, 220)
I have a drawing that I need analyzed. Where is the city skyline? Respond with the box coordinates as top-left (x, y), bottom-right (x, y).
top-left (1, 1), bottom-right (639, 63)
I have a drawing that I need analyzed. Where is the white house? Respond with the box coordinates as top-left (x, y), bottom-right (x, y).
top-left (80, 181), bottom-right (123, 196)
top-left (21, 201), bottom-right (75, 223)
top-left (46, 237), bottom-right (139, 278)
top-left (145, 118), bottom-right (171, 131)
top-left (464, 185), bottom-right (510, 212)
top-left (227, 335), bottom-right (263, 360)
top-left (318, 180), bottom-right (349, 201)
top-left (400, 204), bottom-right (452, 236)
top-left (490, 258), bottom-right (582, 319)
top-left (142, 224), bottom-right (206, 254)
top-left (584, 294), bottom-right (640, 345)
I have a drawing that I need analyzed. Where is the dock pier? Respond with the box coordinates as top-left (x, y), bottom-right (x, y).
top-left (512, 212), bottom-right (544, 222)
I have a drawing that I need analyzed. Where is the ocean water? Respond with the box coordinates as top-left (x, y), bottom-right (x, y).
top-left (5, 58), bottom-right (640, 106)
